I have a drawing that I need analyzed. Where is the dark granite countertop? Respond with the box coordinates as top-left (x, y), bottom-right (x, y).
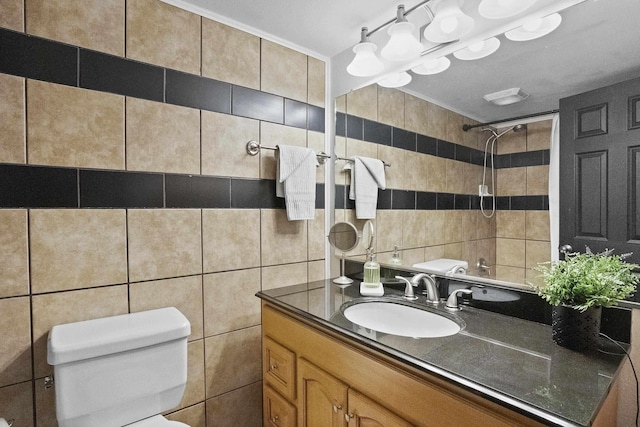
top-left (257, 279), bottom-right (627, 427)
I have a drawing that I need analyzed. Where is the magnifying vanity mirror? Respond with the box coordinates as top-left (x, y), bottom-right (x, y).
top-left (328, 222), bottom-right (360, 285)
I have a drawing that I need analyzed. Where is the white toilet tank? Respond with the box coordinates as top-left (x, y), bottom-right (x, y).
top-left (47, 307), bottom-right (191, 427)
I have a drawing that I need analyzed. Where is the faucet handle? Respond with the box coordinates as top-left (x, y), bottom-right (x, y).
top-left (445, 289), bottom-right (473, 311)
top-left (395, 276), bottom-right (418, 301)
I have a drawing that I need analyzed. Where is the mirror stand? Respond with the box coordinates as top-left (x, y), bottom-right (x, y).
top-left (334, 251), bottom-right (353, 285)
top-left (327, 222), bottom-right (360, 285)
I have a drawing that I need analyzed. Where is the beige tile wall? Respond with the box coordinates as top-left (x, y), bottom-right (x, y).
top-left (0, 1), bottom-right (326, 426)
top-left (27, 80), bottom-right (125, 169)
top-left (0, 210), bottom-right (29, 297)
top-left (201, 112), bottom-right (261, 178)
top-left (202, 19), bottom-right (260, 89)
top-left (125, 98), bottom-right (201, 174)
top-left (0, 73), bottom-right (25, 163)
top-left (29, 209), bottom-right (128, 293)
top-left (26, 0), bottom-right (125, 56)
top-left (0, 0), bottom-right (24, 31)
top-left (261, 40), bottom-right (308, 102)
top-left (126, 0), bottom-right (201, 75)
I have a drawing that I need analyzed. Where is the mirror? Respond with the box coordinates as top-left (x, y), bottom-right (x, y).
top-left (335, 87), bottom-right (548, 291)
top-left (331, 2), bottom-right (638, 299)
top-left (328, 222), bottom-right (360, 285)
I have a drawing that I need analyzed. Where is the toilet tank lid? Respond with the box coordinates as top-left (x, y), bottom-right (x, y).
top-left (47, 307), bottom-right (191, 366)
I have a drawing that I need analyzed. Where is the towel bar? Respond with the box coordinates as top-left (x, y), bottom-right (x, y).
top-left (336, 156), bottom-right (391, 168)
top-left (246, 140), bottom-right (330, 164)
top-left (245, 140), bottom-right (390, 167)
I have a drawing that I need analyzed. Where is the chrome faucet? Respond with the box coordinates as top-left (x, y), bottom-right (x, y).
top-left (445, 289), bottom-right (473, 311)
top-left (395, 273), bottom-right (439, 303)
top-left (411, 273), bottom-right (439, 304)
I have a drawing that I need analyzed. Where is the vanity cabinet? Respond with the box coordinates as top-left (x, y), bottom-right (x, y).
top-left (261, 302), bottom-right (547, 427)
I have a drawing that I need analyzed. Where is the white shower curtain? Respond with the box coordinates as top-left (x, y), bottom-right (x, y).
top-left (549, 113), bottom-right (560, 262)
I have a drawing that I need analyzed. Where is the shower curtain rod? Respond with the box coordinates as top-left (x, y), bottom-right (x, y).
top-left (462, 109), bottom-right (559, 132)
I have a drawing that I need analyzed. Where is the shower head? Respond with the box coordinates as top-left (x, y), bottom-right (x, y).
top-left (495, 123), bottom-right (528, 138)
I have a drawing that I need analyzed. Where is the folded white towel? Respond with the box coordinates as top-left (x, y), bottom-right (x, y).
top-left (413, 259), bottom-right (469, 275)
top-left (346, 156), bottom-right (386, 219)
top-left (276, 145), bottom-right (318, 220)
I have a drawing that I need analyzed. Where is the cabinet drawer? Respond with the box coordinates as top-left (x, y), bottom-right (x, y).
top-left (264, 384), bottom-right (297, 427)
top-left (264, 336), bottom-right (296, 401)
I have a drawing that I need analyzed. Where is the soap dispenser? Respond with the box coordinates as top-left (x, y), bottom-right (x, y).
top-left (390, 245), bottom-right (402, 265)
top-left (361, 250), bottom-right (384, 296)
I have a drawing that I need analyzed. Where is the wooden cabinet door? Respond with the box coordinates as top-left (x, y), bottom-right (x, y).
top-left (264, 385), bottom-right (297, 427)
top-left (346, 389), bottom-right (413, 427)
top-left (298, 358), bottom-right (348, 427)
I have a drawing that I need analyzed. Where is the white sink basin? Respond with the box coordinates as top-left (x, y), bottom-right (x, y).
top-left (343, 301), bottom-right (461, 338)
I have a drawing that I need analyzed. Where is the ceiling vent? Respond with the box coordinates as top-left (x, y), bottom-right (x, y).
top-left (483, 88), bottom-right (530, 105)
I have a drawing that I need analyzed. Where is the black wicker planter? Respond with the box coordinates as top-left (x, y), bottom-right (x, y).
top-left (551, 305), bottom-right (602, 351)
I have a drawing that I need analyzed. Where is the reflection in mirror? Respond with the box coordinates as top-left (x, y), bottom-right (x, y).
top-left (335, 85), bottom-right (552, 291)
top-left (328, 222), bottom-right (360, 285)
top-left (362, 220), bottom-right (375, 252)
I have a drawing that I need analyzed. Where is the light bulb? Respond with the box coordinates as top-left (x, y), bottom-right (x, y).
top-left (378, 71), bottom-right (412, 88)
top-left (347, 42), bottom-right (384, 77)
top-left (424, 1), bottom-right (474, 43)
top-left (468, 41), bottom-right (485, 52)
top-left (411, 56), bottom-right (451, 75)
top-left (453, 37), bottom-right (500, 60)
top-left (380, 21), bottom-right (423, 61)
top-left (505, 13), bottom-right (562, 41)
top-left (440, 16), bottom-right (458, 34)
top-left (523, 17), bottom-right (543, 32)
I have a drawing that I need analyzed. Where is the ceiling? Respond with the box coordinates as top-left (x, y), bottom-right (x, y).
top-left (164, 0), bottom-right (640, 123)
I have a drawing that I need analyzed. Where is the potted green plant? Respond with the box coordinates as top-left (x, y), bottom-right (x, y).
top-left (533, 248), bottom-right (639, 351)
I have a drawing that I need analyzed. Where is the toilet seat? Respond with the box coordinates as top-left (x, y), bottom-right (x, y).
top-left (126, 415), bottom-right (190, 427)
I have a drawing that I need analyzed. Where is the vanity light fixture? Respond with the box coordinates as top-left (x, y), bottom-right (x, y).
top-left (483, 87), bottom-right (530, 105)
top-left (423, 0), bottom-right (475, 43)
top-left (344, 0), bottom-right (578, 89)
top-left (346, 27), bottom-right (385, 77)
top-left (478, 0), bottom-right (537, 19)
top-left (411, 56), bottom-right (451, 75)
top-left (505, 13), bottom-right (562, 41)
top-left (380, 5), bottom-right (424, 61)
top-left (378, 71), bottom-right (413, 88)
top-left (453, 37), bottom-right (500, 60)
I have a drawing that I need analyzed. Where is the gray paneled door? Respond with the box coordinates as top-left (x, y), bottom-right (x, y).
top-left (559, 77), bottom-right (640, 265)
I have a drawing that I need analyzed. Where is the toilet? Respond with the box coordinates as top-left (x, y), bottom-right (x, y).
top-left (47, 307), bottom-right (191, 427)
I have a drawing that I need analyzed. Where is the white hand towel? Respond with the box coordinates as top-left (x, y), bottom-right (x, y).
top-left (347, 156), bottom-right (386, 219)
top-left (276, 145), bottom-right (318, 220)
